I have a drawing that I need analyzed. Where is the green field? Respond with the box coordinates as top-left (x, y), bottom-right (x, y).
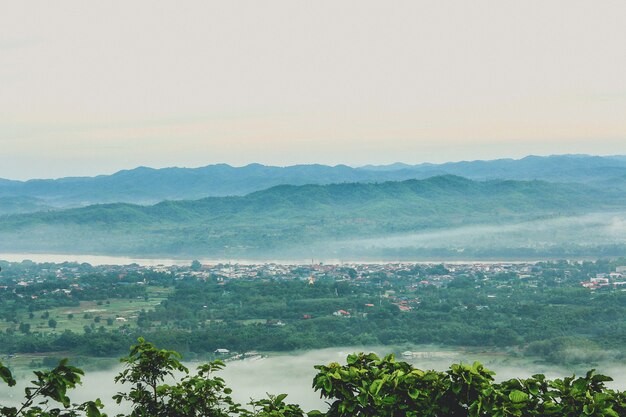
top-left (0, 287), bottom-right (172, 335)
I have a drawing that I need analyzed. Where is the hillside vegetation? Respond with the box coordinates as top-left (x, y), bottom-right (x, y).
top-left (0, 176), bottom-right (625, 258)
top-left (1, 155), bottom-right (625, 208)
top-left (0, 196), bottom-right (52, 215)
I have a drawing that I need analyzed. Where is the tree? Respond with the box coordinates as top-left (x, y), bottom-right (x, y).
top-left (112, 338), bottom-right (303, 417)
top-left (0, 359), bottom-right (104, 417)
top-left (18, 323), bottom-right (30, 334)
top-left (311, 353), bottom-right (626, 417)
top-left (48, 318), bottom-right (57, 329)
top-left (244, 395), bottom-right (304, 417)
top-left (161, 361), bottom-right (243, 417)
top-left (113, 337), bottom-right (190, 416)
top-left (3, 342), bottom-right (626, 417)
top-left (191, 260), bottom-right (202, 271)
top-left (112, 337), bottom-right (305, 417)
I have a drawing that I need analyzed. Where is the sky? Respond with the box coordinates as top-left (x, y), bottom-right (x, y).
top-left (1, 0), bottom-right (626, 180)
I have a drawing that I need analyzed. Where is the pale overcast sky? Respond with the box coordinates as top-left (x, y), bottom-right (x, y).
top-left (1, 1), bottom-right (626, 179)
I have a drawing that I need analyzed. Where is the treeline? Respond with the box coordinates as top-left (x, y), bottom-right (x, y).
top-left (143, 277), bottom-right (626, 364)
top-left (2, 339), bottom-right (626, 417)
top-left (5, 263), bottom-right (626, 365)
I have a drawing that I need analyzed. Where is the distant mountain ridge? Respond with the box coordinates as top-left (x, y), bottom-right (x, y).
top-left (1, 175), bottom-right (625, 258)
top-left (0, 154), bottom-right (625, 210)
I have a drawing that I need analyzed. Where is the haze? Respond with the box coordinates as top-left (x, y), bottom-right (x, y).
top-left (2, 1), bottom-right (626, 179)
top-left (3, 347), bottom-right (626, 413)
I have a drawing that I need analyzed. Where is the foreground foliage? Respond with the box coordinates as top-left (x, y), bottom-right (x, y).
top-left (312, 353), bottom-right (626, 417)
top-left (2, 339), bottom-right (626, 416)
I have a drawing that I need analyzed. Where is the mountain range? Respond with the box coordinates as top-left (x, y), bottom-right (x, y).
top-left (1, 154), bottom-right (625, 211)
top-left (1, 175), bottom-right (625, 259)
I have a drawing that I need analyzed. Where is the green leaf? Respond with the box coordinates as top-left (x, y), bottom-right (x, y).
top-left (369, 379), bottom-right (383, 396)
top-left (85, 402), bottom-right (102, 417)
top-left (508, 390), bottom-right (529, 403)
top-left (0, 364), bottom-right (16, 387)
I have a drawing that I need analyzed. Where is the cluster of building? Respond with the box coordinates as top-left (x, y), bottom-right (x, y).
top-left (580, 270), bottom-right (626, 290)
top-left (3, 259), bottom-right (626, 299)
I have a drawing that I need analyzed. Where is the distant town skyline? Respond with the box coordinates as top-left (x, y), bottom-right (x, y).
top-left (2, 1), bottom-right (626, 179)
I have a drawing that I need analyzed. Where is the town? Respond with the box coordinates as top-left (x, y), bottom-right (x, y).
top-left (1, 257), bottom-right (626, 366)
top-left (2, 258), bottom-right (626, 299)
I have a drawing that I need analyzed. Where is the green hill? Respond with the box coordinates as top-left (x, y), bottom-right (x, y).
top-left (0, 176), bottom-right (624, 258)
top-left (0, 196), bottom-right (52, 215)
top-left (1, 155), bottom-right (625, 210)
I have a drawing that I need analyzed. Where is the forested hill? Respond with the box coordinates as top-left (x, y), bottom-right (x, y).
top-left (0, 176), bottom-right (624, 257)
top-left (0, 196), bottom-right (51, 215)
top-left (1, 154), bottom-right (625, 208)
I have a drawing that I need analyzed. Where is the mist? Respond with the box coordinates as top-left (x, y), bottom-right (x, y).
top-left (2, 210), bottom-right (626, 263)
top-left (322, 211), bottom-right (626, 260)
top-left (3, 347), bottom-right (626, 413)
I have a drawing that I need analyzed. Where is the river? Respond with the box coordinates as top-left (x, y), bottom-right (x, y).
top-left (0, 252), bottom-right (536, 267)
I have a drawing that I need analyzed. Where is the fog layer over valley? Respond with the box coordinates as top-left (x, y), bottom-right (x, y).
top-left (327, 211), bottom-right (626, 259)
top-left (3, 347), bottom-right (626, 413)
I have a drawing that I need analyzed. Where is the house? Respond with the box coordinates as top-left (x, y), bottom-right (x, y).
top-left (333, 310), bottom-right (350, 317)
top-left (591, 277), bottom-right (610, 286)
top-left (215, 348), bottom-right (230, 355)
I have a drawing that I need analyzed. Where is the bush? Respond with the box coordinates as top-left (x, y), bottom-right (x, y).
top-left (2, 342), bottom-right (626, 417)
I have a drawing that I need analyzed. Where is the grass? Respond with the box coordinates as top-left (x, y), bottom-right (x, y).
top-left (0, 286), bottom-right (172, 335)
top-left (238, 319), bottom-right (266, 325)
